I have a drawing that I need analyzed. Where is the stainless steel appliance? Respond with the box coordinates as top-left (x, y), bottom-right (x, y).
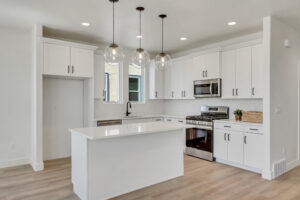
top-left (97, 119), bottom-right (122, 127)
top-left (185, 106), bottom-right (229, 161)
top-left (194, 79), bottom-right (221, 98)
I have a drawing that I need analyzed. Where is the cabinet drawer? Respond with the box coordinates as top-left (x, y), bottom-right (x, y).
top-left (245, 125), bottom-right (263, 134)
top-left (214, 123), bottom-right (244, 132)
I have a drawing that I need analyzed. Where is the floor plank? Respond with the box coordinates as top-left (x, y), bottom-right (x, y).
top-left (0, 156), bottom-right (300, 200)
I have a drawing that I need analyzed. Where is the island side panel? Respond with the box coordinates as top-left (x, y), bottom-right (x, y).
top-left (71, 132), bottom-right (88, 200)
top-left (87, 129), bottom-right (185, 200)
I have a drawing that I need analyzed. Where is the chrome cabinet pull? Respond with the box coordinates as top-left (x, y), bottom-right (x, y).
top-left (171, 91), bottom-right (174, 98)
top-left (235, 88), bottom-right (238, 96)
top-left (244, 136), bottom-right (247, 144)
top-left (249, 128), bottom-right (258, 131)
top-left (206, 70), bottom-right (208, 77)
top-left (252, 88), bottom-right (255, 96)
top-left (184, 91), bottom-right (186, 97)
top-left (155, 91), bottom-right (158, 98)
top-left (232, 88), bottom-right (235, 96)
top-left (67, 65), bottom-right (70, 73)
top-left (227, 133), bottom-right (230, 141)
top-left (72, 66), bottom-right (74, 73)
top-left (202, 71), bottom-right (205, 78)
top-left (224, 133), bottom-right (227, 141)
top-left (224, 125), bottom-right (231, 128)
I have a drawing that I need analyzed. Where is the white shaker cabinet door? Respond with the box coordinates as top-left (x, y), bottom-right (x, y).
top-left (193, 55), bottom-right (206, 80)
top-left (203, 52), bottom-right (221, 79)
top-left (227, 131), bottom-right (244, 165)
top-left (70, 47), bottom-right (94, 78)
top-left (44, 43), bottom-right (70, 76)
top-left (244, 133), bottom-right (264, 169)
top-left (94, 54), bottom-right (105, 99)
top-left (213, 129), bottom-right (228, 160)
top-left (183, 58), bottom-right (195, 99)
top-left (251, 44), bottom-right (264, 99)
top-left (235, 47), bottom-right (252, 98)
top-left (221, 50), bottom-right (236, 99)
top-left (171, 59), bottom-right (184, 99)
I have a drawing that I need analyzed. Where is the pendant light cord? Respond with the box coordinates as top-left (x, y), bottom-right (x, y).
top-left (139, 10), bottom-right (142, 49)
top-left (112, 1), bottom-right (115, 44)
top-left (161, 17), bottom-right (164, 53)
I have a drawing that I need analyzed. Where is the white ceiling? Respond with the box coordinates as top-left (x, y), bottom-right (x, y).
top-left (1, 0), bottom-right (300, 54)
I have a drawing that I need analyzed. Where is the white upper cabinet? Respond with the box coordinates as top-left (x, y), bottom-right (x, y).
top-left (235, 46), bottom-right (252, 98)
top-left (70, 47), bottom-right (94, 78)
top-left (44, 43), bottom-right (70, 77)
top-left (251, 44), bottom-right (264, 98)
top-left (221, 43), bottom-right (264, 99)
top-left (193, 52), bottom-right (220, 80)
top-left (94, 54), bottom-right (105, 100)
top-left (221, 50), bottom-right (236, 99)
top-left (43, 41), bottom-right (95, 78)
top-left (183, 58), bottom-right (194, 99)
top-left (164, 57), bottom-right (195, 99)
top-left (148, 61), bottom-right (164, 99)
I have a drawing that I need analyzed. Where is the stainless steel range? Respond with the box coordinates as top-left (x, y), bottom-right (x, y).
top-left (185, 106), bottom-right (229, 161)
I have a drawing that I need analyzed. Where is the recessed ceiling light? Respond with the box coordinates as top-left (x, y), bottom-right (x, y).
top-left (227, 21), bottom-right (237, 26)
top-left (136, 35), bottom-right (143, 39)
top-left (180, 37), bottom-right (187, 41)
top-left (81, 22), bottom-right (90, 27)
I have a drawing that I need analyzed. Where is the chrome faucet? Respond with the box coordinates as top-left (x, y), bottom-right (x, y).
top-left (126, 101), bottom-right (132, 116)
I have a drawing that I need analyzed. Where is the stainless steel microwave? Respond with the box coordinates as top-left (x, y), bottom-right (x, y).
top-left (194, 79), bottom-right (221, 98)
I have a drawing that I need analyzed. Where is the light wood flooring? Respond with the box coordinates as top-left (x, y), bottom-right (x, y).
top-left (1, 156), bottom-right (300, 200)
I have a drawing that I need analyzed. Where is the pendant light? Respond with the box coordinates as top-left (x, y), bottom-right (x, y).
top-left (155, 14), bottom-right (171, 70)
top-left (130, 7), bottom-right (150, 68)
top-left (104, 0), bottom-right (125, 63)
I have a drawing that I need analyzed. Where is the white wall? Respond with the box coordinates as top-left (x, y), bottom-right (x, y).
top-left (266, 17), bottom-right (300, 177)
top-left (43, 78), bottom-right (84, 160)
top-left (0, 26), bottom-right (31, 168)
top-left (164, 99), bottom-right (263, 119)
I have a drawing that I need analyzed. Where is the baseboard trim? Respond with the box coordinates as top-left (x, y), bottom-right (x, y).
top-left (30, 160), bottom-right (44, 171)
top-left (286, 159), bottom-right (300, 172)
top-left (262, 169), bottom-right (273, 180)
top-left (215, 158), bottom-right (262, 174)
top-left (0, 157), bottom-right (29, 169)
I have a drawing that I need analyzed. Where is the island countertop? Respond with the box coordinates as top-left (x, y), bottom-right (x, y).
top-left (70, 121), bottom-right (193, 140)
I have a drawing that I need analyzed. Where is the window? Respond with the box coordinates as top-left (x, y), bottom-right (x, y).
top-left (104, 62), bottom-right (121, 103)
top-left (128, 64), bottom-right (143, 102)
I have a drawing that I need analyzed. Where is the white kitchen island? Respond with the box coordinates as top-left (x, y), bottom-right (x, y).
top-left (70, 121), bottom-right (190, 200)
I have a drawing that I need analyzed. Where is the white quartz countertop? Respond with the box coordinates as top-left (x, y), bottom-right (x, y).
top-left (93, 115), bottom-right (187, 121)
top-left (214, 119), bottom-right (263, 126)
top-left (70, 121), bottom-right (193, 140)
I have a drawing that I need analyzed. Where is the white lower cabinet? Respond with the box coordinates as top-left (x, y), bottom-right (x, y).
top-left (213, 129), bottom-right (228, 160)
top-left (213, 121), bottom-right (263, 173)
top-left (227, 131), bottom-right (244, 165)
top-left (244, 132), bottom-right (264, 169)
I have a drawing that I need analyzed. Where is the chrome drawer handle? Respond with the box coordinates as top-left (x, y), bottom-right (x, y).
top-left (249, 128), bottom-right (259, 131)
top-left (224, 125), bottom-right (231, 128)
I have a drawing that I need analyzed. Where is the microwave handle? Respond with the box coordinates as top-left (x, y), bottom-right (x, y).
top-left (210, 82), bottom-right (213, 94)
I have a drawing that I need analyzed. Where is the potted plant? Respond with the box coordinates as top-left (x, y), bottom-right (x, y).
top-left (234, 109), bottom-right (243, 121)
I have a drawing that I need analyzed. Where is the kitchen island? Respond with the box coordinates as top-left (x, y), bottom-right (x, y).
top-left (70, 121), bottom-right (190, 200)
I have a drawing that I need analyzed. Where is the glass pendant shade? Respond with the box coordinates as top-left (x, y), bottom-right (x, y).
top-left (104, 43), bottom-right (125, 63)
top-left (131, 48), bottom-right (150, 68)
top-left (155, 14), bottom-right (171, 71)
top-left (104, 0), bottom-right (124, 63)
top-left (155, 53), bottom-right (171, 71)
top-left (130, 7), bottom-right (150, 68)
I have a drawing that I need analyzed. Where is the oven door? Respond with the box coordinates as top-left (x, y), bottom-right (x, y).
top-left (186, 127), bottom-right (213, 153)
